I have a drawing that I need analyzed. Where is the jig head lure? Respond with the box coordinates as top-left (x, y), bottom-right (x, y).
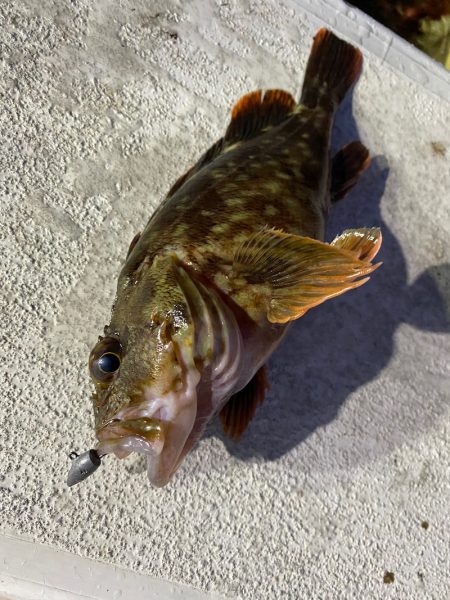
top-left (67, 449), bottom-right (103, 487)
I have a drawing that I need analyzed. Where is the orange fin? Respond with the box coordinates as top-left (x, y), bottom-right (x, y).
top-left (233, 228), bottom-right (382, 324)
top-left (331, 141), bottom-right (371, 202)
top-left (220, 365), bottom-right (269, 440)
top-left (225, 89), bottom-right (296, 146)
top-left (301, 28), bottom-right (363, 109)
top-left (166, 90), bottom-right (296, 198)
top-left (331, 227), bottom-right (382, 262)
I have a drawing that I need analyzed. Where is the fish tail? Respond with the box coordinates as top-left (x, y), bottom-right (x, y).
top-left (300, 28), bottom-right (363, 109)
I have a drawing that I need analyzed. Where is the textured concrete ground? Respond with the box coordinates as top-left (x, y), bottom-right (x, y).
top-left (1, 0), bottom-right (449, 599)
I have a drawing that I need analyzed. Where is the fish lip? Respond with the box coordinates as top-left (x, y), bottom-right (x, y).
top-left (96, 416), bottom-right (164, 441)
top-left (96, 433), bottom-right (165, 459)
top-left (96, 394), bottom-right (166, 439)
top-left (95, 393), bottom-right (173, 458)
top-left (95, 405), bottom-right (167, 459)
top-left (94, 387), bottom-right (168, 447)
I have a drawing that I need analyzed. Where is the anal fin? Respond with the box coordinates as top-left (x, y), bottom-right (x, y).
top-left (331, 141), bottom-right (371, 202)
top-left (220, 365), bottom-right (269, 440)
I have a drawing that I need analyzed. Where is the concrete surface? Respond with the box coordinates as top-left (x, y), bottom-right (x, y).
top-left (1, 0), bottom-right (450, 599)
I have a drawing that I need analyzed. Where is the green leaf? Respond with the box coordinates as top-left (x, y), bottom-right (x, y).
top-left (415, 15), bottom-right (450, 69)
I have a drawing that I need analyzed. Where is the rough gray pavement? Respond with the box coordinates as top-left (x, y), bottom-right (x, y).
top-left (1, 1), bottom-right (449, 598)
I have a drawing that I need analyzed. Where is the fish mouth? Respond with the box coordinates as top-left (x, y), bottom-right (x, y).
top-left (96, 416), bottom-right (166, 460)
top-left (95, 365), bottom-right (201, 486)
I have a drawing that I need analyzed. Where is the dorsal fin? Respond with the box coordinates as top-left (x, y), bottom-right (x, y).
top-left (166, 89), bottom-right (296, 198)
top-left (224, 89), bottom-right (296, 146)
top-left (220, 365), bottom-right (269, 440)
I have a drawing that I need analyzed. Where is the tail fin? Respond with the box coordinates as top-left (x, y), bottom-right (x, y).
top-left (300, 28), bottom-right (363, 109)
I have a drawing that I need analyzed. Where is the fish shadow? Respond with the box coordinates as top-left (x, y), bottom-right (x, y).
top-left (205, 93), bottom-right (450, 463)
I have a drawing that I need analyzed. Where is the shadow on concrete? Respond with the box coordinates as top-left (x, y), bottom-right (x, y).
top-left (206, 91), bottom-right (450, 461)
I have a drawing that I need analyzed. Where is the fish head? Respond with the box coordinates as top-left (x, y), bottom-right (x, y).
top-left (89, 256), bottom-right (200, 487)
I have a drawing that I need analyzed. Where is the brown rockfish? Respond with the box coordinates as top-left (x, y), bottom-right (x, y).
top-left (88, 29), bottom-right (382, 487)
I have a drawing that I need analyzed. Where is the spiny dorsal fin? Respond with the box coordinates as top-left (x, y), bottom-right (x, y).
top-left (331, 141), bottom-right (371, 202)
top-left (166, 90), bottom-right (296, 198)
top-left (224, 89), bottom-right (297, 146)
top-left (220, 365), bottom-right (269, 440)
top-left (233, 228), bottom-right (382, 324)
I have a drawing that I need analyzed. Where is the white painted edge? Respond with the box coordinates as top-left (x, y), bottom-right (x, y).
top-left (288, 0), bottom-right (450, 101)
top-left (0, 533), bottom-right (229, 600)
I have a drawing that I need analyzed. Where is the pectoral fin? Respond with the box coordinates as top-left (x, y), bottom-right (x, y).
top-left (331, 227), bottom-right (382, 262)
top-left (220, 365), bottom-right (269, 440)
top-left (233, 228), bottom-right (382, 324)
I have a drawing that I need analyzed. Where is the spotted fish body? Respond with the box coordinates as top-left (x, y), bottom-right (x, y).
top-left (89, 29), bottom-right (382, 486)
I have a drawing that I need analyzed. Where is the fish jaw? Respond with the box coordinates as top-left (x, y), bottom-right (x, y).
top-left (96, 364), bottom-right (200, 487)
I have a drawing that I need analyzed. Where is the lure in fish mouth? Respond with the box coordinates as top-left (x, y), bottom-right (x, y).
top-left (69, 28), bottom-right (383, 487)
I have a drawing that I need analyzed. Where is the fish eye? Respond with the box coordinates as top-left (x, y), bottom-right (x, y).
top-left (89, 337), bottom-right (122, 385)
top-left (98, 352), bottom-right (121, 374)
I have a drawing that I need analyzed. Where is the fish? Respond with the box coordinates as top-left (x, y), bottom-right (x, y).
top-left (87, 28), bottom-right (382, 487)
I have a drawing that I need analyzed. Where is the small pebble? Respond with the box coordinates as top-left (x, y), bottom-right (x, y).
top-left (383, 571), bottom-right (395, 584)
